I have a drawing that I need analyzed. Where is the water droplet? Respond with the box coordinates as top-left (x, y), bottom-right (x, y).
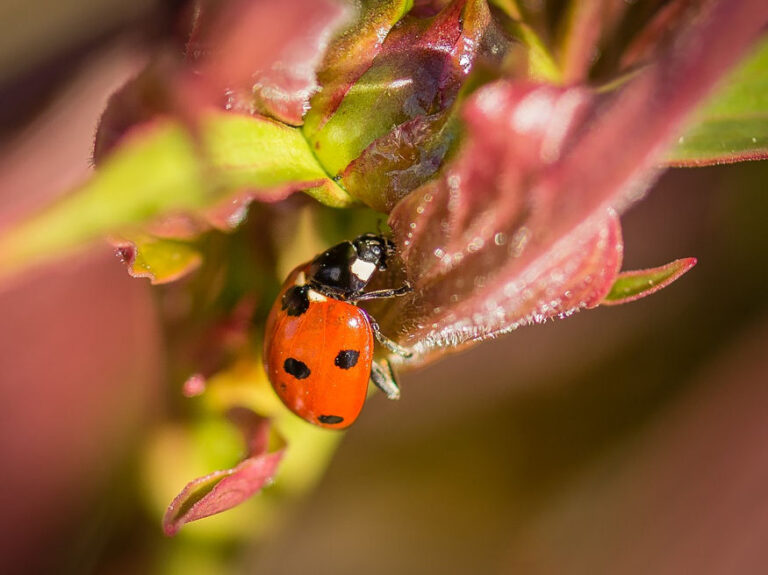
top-left (450, 294), bottom-right (459, 303)
top-left (678, 136), bottom-right (685, 144)
top-left (494, 232), bottom-right (507, 246)
top-left (409, 222), bottom-right (417, 229)
top-left (752, 137), bottom-right (758, 143)
top-left (434, 248), bottom-right (445, 259)
top-left (416, 206), bottom-right (424, 214)
top-left (468, 236), bottom-right (484, 253)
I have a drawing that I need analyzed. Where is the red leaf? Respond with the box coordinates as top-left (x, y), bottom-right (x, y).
top-left (340, 0), bottom-right (508, 211)
top-left (385, 0), bottom-right (766, 362)
top-left (559, 0), bottom-right (626, 83)
top-left (162, 409), bottom-right (285, 536)
top-left (96, 0), bottom-right (348, 156)
top-left (202, 0), bottom-right (350, 125)
top-left (382, 83), bottom-right (620, 359)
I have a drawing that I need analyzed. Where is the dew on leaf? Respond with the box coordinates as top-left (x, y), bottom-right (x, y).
top-left (468, 236), bottom-right (484, 252)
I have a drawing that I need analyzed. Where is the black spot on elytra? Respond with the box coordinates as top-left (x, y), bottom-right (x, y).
top-left (334, 349), bottom-right (360, 369)
top-left (318, 414), bottom-right (344, 425)
top-left (281, 285), bottom-right (310, 316)
top-left (284, 357), bottom-right (310, 380)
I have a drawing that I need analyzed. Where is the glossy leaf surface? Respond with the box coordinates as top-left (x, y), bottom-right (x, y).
top-left (208, 0), bottom-right (350, 125)
top-left (302, 0), bottom-right (415, 139)
top-left (385, 83), bottom-right (623, 359)
top-left (383, 0), bottom-right (767, 362)
top-left (307, 0), bottom-right (508, 211)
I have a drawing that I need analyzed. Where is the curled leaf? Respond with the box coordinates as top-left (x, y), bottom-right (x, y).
top-left (302, 0), bottom-right (414, 138)
top-left (163, 408), bottom-right (286, 536)
top-left (383, 82), bottom-right (622, 359)
top-left (113, 234), bottom-right (202, 285)
top-left (97, 0), bottom-right (349, 156)
top-left (601, 257), bottom-right (697, 306)
top-left (204, 0), bottom-right (351, 125)
top-left (383, 0), bottom-right (766, 362)
top-left (308, 0), bottom-right (509, 211)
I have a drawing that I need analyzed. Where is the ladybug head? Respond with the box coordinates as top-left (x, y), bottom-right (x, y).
top-left (353, 234), bottom-right (396, 271)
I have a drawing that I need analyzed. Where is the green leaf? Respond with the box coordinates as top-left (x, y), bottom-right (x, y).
top-left (601, 258), bottom-right (697, 306)
top-left (0, 111), bottom-right (351, 277)
top-left (302, 0), bottom-right (414, 142)
top-left (202, 113), bottom-right (350, 206)
top-left (115, 235), bottom-right (202, 285)
top-left (667, 36), bottom-right (768, 166)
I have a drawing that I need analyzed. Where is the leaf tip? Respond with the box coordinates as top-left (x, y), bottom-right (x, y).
top-left (601, 257), bottom-right (697, 306)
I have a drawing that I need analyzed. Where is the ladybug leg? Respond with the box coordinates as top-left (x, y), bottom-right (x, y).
top-left (365, 314), bottom-right (412, 358)
top-left (353, 281), bottom-right (412, 302)
top-left (370, 359), bottom-right (400, 400)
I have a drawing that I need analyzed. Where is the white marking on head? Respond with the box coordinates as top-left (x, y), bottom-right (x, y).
top-left (295, 271), bottom-right (307, 286)
top-left (351, 258), bottom-right (377, 282)
top-left (308, 289), bottom-right (327, 302)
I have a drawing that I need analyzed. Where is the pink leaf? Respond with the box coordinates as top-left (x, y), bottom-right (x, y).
top-left (601, 257), bottom-right (697, 306)
top-left (384, 0), bottom-right (766, 362)
top-left (201, 0), bottom-right (350, 125)
top-left (162, 409), bottom-right (285, 536)
top-left (382, 83), bottom-right (622, 359)
top-left (559, 0), bottom-right (626, 83)
top-left (96, 0), bottom-right (348, 156)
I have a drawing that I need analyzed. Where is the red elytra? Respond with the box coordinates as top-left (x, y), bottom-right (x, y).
top-left (263, 234), bottom-right (412, 430)
top-left (264, 266), bottom-right (374, 430)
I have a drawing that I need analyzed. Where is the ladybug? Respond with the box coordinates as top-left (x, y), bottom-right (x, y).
top-left (263, 234), bottom-right (412, 429)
